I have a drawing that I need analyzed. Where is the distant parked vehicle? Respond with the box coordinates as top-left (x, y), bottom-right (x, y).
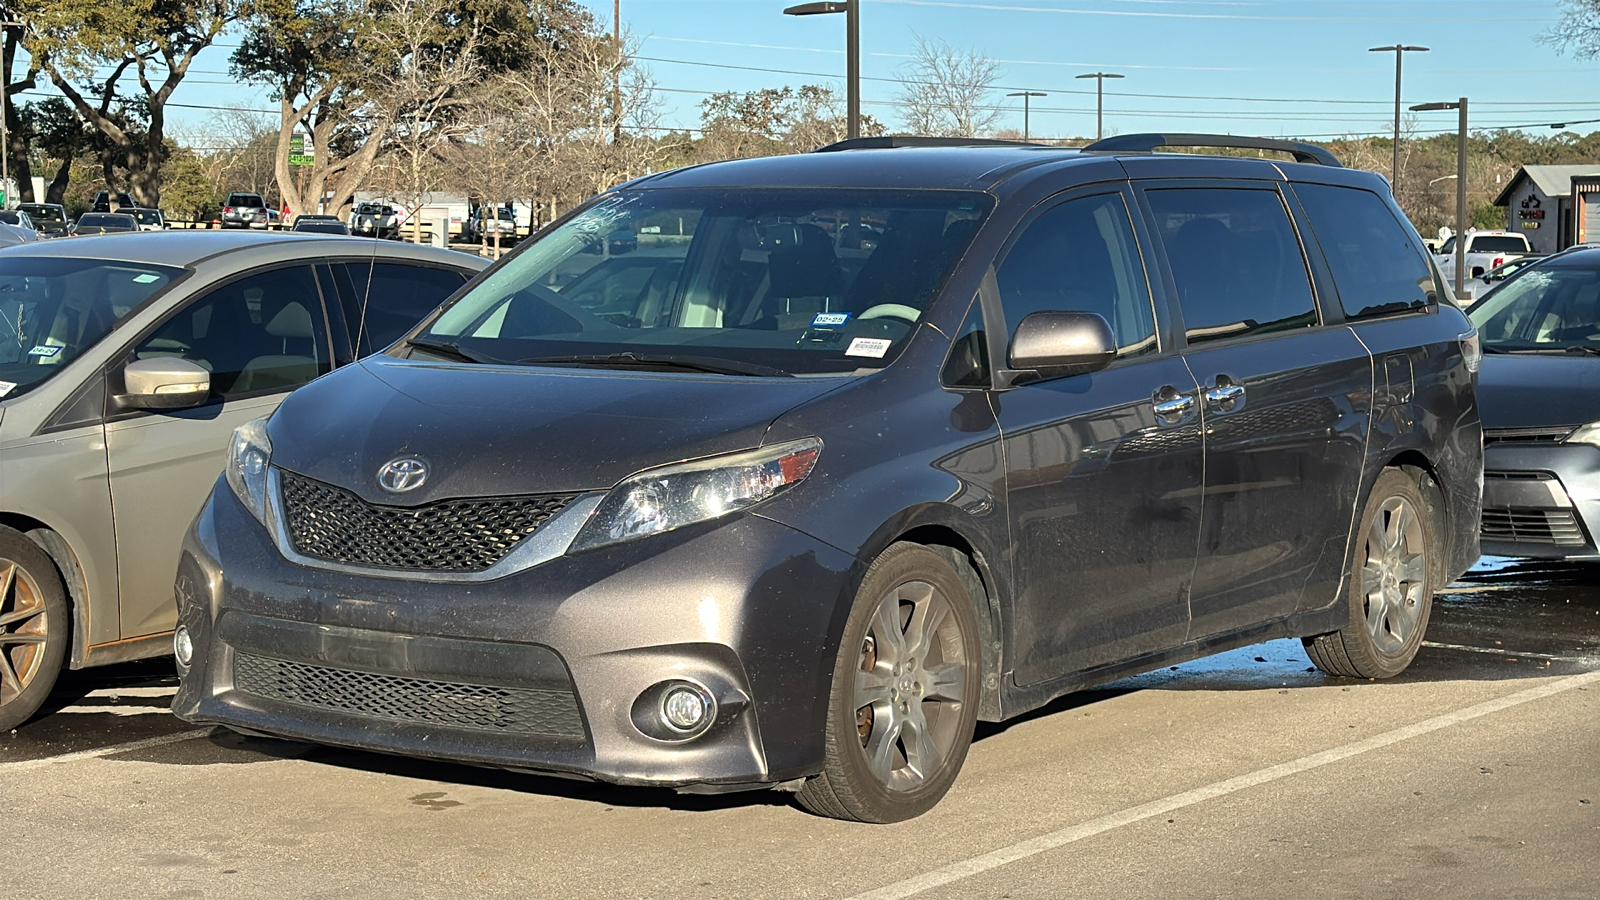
top-left (1457, 254), bottom-right (1547, 304)
top-left (90, 191), bottom-right (135, 213)
top-left (17, 203), bottom-right (68, 238)
top-left (1436, 230), bottom-right (1532, 290)
top-left (0, 210), bottom-right (40, 243)
top-left (350, 201), bottom-right (405, 239)
top-left (221, 192), bottom-right (272, 230)
top-left (463, 206), bottom-right (517, 244)
top-left (71, 213), bottom-right (139, 236)
top-left (126, 208), bottom-right (167, 232)
top-left (291, 215), bottom-right (351, 235)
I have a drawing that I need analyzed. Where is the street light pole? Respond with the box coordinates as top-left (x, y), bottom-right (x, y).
top-left (1411, 97), bottom-right (1469, 293)
top-left (1005, 91), bottom-right (1046, 141)
top-left (784, 1), bottom-right (859, 139)
top-left (1075, 72), bottom-right (1123, 141)
top-left (1369, 44), bottom-right (1429, 197)
top-left (0, 20), bottom-right (18, 208)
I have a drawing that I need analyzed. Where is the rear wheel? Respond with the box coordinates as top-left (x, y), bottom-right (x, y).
top-left (1305, 469), bottom-right (1436, 679)
top-left (0, 527), bottom-right (69, 731)
top-left (797, 542), bottom-right (981, 822)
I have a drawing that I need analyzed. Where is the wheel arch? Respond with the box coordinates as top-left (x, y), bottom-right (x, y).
top-left (0, 512), bottom-right (92, 670)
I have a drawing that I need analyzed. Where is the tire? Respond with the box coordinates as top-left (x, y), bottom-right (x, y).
top-left (797, 542), bottom-right (981, 822)
top-left (1305, 468), bottom-right (1436, 679)
top-left (0, 526), bottom-right (69, 731)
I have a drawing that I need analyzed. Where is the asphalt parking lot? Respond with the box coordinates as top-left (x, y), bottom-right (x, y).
top-left (4, 558), bottom-right (1596, 899)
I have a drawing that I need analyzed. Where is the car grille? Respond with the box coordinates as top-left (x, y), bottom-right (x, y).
top-left (232, 653), bottom-right (586, 738)
top-left (279, 471), bottom-right (577, 572)
top-left (1480, 507), bottom-right (1587, 546)
top-left (1483, 427), bottom-right (1573, 445)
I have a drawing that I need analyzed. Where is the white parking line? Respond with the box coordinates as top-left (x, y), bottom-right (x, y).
top-left (1, 728), bottom-right (214, 772)
top-left (848, 668), bottom-right (1600, 900)
top-left (1422, 640), bottom-right (1592, 662)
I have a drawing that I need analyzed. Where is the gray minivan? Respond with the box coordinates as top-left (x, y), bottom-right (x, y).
top-left (0, 232), bottom-right (485, 730)
top-left (172, 135), bottom-right (1483, 822)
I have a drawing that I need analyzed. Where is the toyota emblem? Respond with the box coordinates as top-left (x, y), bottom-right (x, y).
top-left (377, 457), bottom-right (429, 493)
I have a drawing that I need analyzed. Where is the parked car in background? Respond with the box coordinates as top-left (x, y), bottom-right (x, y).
top-left (1436, 230), bottom-right (1532, 291)
top-left (291, 215), bottom-right (351, 235)
top-left (90, 191), bottom-right (135, 213)
top-left (0, 231), bottom-right (487, 733)
top-left (172, 134), bottom-right (1481, 823)
top-left (17, 203), bottom-right (68, 238)
top-left (71, 212), bottom-right (140, 235)
top-left (126, 208), bottom-right (167, 232)
top-left (350, 201), bottom-right (405, 239)
top-left (1456, 254), bottom-right (1547, 304)
top-left (462, 206), bottom-right (517, 244)
top-left (221, 192), bottom-right (272, 229)
top-left (1468, 246), bottom-right (1600, 559)
top-left (0, 210), bottom-right (40, 243)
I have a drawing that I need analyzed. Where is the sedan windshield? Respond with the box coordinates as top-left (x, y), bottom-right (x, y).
top-left (418, 188), bottom-right (991, 376)
top-left (0, 257), bottom-right (183, 397)
top-left (1469, 263), bottom-right (1600, 351)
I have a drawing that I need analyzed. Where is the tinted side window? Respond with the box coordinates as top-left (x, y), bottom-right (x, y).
top-left (132, 265), bottom-right (330, 398)
top-left (995, 192), bottom-right (1157, 359)
top-left (342, 262), bottom-right (470, 354)
top-left (1294, 182), bottom-right (1433, 319)
top-left (1146, 188), bottom-right (1316, 345)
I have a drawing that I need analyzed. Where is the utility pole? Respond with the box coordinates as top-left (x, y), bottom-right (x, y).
top-left (784, 2), bottom-right (859, 140)
top-left (1006, 91), bottom-right (1046, 141)
top-left (1369, 44), bottom-right (1429, 197)
top-left (612, 0), bottom-right (622, 145)
top-left (1075, 72), bottom-right (1123, 141)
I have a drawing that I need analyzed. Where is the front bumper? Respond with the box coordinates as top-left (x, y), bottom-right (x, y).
top-left (172, 478), bottom-right (859, 789)
top-left (1480, 442), bottom-right (1600, 559)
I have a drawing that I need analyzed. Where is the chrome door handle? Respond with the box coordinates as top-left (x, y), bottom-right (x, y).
top-left (1204, 377), bottom-right (1245, 412)
top-left (1153, 394), bottom-right (1195, 424)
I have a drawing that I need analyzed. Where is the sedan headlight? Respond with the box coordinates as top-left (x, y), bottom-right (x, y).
top-left (1566, 422), bottom-right (1600, 447)
top-left (225, 416), bottom-right (273, 525)
top-left (570, 437), bottom-right (822, 553)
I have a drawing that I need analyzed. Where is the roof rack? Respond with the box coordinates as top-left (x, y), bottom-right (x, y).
top-left (1081, 133), bottom-right (1342, 168)
top-left (814, 136), bottom-right (1044, 152)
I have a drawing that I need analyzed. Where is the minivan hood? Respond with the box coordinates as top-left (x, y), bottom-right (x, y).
top-left (1477, 352), bottom-right (1600, 430)
top-left (267, 356), bottom-right (847, 503)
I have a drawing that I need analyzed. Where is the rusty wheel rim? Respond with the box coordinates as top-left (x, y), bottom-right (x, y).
top-left (0, 560), bottom-right (49, 708)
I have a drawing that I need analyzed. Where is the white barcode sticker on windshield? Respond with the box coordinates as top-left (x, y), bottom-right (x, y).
top-left (845, 337), bottom-right (892, 358)
top-left (27, 345), bottom-right (60, 358)
top-left (0, 381), bottom-right (14, 397)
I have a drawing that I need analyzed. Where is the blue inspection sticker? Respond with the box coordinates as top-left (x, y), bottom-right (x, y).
top-left (810, 311), bottom-right (852, 328)
top-left (27, 345), bottom-right (60, 358)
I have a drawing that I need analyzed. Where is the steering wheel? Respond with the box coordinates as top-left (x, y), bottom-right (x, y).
top-left (856, 303), bottom-right (921, 324)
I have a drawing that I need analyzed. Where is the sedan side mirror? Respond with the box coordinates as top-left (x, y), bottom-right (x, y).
top-left (1006, 311), bottom-right (1116, 382)
top-left (120, 357), bottom-right (211, 410)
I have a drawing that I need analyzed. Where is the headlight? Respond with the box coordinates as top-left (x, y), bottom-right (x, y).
top-left (1566, 423), bottom-right (1600, 447)
top-left (225, 416), bottom-right (273, 525)
top-left (569, 437), bottom-right (822, 553)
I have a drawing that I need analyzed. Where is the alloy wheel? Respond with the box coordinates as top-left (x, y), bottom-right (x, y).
top-left (0, 560), bottom-right (49, 709)
top-left (1359, 495), bottom-right (1428, 655)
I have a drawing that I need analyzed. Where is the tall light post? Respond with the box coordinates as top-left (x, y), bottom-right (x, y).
top-left (784, 1), bottom-right (859, 139)
top-left (1411, 98), bottom-right (1468, 293)
top-left (1005, 91), bottom-right (1046, 141)
top-left (1075, 72), bottom-right (1123, 141)
top-left (1369, 44), bottom-right (1429, 196)
top-left (0, 20), bottom-right (21, 208)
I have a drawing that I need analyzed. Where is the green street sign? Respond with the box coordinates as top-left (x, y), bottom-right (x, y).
top-left (288, 134), bottom-right (314, 168)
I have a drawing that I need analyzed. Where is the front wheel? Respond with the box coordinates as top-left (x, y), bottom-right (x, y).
top-left (0, 527), bottom-right (69, 731)
top-left (797, 542), bottom-right (981, 822)
top-left (1305, 468), bottom-right (1436, 679)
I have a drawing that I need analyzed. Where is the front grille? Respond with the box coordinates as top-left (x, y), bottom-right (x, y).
top-left (279, 471), bottom-right (576, 572)
top-left (232, 653), bottom-right (586, 738)
top-left (1481, 507), bottom-right (1587, 546)
top-left (1483, 427), bottom-right (1573, 445)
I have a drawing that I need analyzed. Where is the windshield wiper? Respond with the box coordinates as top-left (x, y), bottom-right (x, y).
top-left (1565, 345), bottom-right (1600, 357)
top-left (406, 337), bottom-right (502, 365)
top-left (517, 351), bottom-right (790, 377)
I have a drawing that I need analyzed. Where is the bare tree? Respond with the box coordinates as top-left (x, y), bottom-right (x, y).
top-left (1541, 0), bottom-right (1600, 58)
top-left (896, 35), bottom-right (1001, 137)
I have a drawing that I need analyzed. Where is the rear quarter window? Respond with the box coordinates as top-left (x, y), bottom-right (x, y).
top-left (1294, 182), bottom-right (1434, 319)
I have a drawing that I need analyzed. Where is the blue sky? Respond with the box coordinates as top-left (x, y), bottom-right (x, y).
top-left (21, 0), bottom-right (1600, 144)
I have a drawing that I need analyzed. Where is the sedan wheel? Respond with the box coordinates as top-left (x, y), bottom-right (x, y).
top-left (0, 527), bottom-right (69, 731)
top-left (798, 542), bottom-right (980, 822)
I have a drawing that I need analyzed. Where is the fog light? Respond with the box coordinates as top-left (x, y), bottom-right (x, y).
top-left (173, 626), bottom-right (194, 667)
top-left (660, 683), bottom-right (715, 734)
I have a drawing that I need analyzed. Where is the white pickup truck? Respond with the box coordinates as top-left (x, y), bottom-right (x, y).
top-left (1435, 230), bottom-right (1532, 292)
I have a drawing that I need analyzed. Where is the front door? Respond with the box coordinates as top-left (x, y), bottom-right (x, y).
top-left (991, 189), bottom-right (1202, 685)
top-left (105, 264), bottom-right (333, 638)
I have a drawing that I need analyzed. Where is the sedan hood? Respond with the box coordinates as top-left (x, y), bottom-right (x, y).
top-left (1477, 352), bottom-right (1600, 430)
top-left (267, 356), bottom-right (847, 504)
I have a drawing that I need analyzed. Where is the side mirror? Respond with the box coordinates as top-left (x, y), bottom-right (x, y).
top-left (120, 357), bottom-right (211, 410)
top-left (1007, 311), bottom-right (1116, 381)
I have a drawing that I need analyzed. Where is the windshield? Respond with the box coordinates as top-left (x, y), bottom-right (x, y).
top-left (130, 209), bottom-right (161, 225)
top-left (0, 257), bottom-right (183, 398)
top-left (228, 195), bottom-right (264, 208)
top-left (417, 188), bottom-right (991, 376)
top-left (1468, 264), bottom-right (1600, 351)
top-left (19, 206), bottom-right (63, 224)
top-left (78, 214), bottom-right (134, 228)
